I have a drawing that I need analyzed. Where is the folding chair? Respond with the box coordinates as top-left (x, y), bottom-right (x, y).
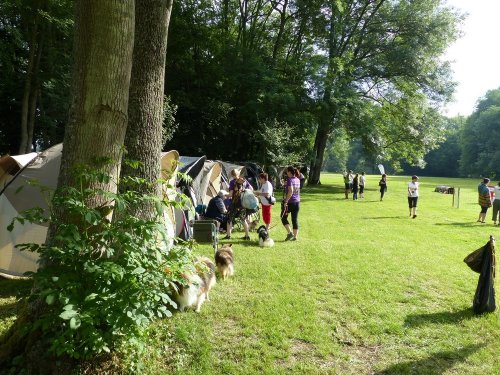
top-left (191, 219), bottom-right (219, 250)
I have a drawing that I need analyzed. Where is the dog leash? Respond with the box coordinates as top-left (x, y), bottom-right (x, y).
top-left (267, 203), bottom-right (288, 231)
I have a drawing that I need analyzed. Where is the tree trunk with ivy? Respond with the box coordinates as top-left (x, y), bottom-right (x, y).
top-left (121, 0), bottom-right (174, 219)
top-left (0, 0), bottom-right (135, 371)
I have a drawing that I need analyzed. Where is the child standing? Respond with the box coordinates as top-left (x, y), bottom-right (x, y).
top-left (408, 175), bottom-right (419, 218)
top-left (352, 173), bottom-right (359, 200)
top-left (379, 174), bottom-right (387, 201)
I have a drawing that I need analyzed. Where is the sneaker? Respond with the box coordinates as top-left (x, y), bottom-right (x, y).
top-left (285, 233), bottom-right (294, 241)
top-left (223, 235), bottom-right (231, 240)
top-left (242, 235), bottom-right (250, 240)
top-left (290, 236), bottom-right (297, 241)
top-left (412, 215), bottom-right (417, 219)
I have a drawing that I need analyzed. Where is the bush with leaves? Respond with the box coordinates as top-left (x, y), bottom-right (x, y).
top-left (9, 165), bottom-right (193, 359)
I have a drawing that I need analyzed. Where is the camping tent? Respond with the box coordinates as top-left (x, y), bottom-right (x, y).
top-left (218, 161), bottom-right (244, 190)
top-left (0, 144), bottom-right (62, 278)
top-left (0, 152), bottom-right (38, 191)
top-left (0, 145), bottom-right (179, 278)
top-left (178, 156), bottom-right (224, 207)
top-left (240, 162), bottom-right (263, 190)
top-left (161, 150), bottom-right (180, 246)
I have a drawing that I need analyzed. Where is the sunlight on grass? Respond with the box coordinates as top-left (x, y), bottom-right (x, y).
top-left (142, 174), bottom-right (499, 374)
top-left (1, 174), bottom-right (498, 374)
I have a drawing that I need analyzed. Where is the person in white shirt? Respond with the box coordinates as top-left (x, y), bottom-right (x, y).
top-left (492, 182), bottom-right (500, 225)
top-left (254, 173), bottom-right (274, 230)
top-left (407, 175), bottom-right (419, 218)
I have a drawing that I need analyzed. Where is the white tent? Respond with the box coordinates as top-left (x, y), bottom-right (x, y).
top-left (0, 146), bottom-right (180, 278)
top-left (0, 144), bottom-right (62, 278)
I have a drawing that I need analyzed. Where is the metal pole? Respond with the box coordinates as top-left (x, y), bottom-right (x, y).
top-left (457, 187), bottom-right (460, 208)
top-left (452, 187), bottom-right (455, 207)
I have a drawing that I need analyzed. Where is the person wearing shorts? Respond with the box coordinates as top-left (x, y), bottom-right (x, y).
top-left (408, 175), bottom-right (419, 218)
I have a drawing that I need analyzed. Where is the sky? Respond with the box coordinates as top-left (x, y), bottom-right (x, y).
top-left (442, 0), bottom-right (500, 117)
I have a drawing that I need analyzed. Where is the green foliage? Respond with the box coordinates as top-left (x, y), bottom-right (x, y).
top-left (460, 88), bottom-right (500, 178)
top-left (323, 129), bottom-right (350, 172)
top-left (9, 166), bottom-right (193, 359)
top-left (0, 0), bottom-right (73, 154)
top-left (258, 119), bottom-right (309, 167)
top-left (162, 95), bottom-right (178, 145)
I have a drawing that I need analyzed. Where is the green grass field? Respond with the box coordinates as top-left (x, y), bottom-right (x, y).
top-left (1, 174), bottom-right (499, 374)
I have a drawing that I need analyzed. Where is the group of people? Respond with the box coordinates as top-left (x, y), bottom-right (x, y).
top-left (477, 178), bottom-right (500, 225)
top-left (204, 166), bottom-right (302, 242)
top-left (343, 171), bottom-right (419, 217)
top-left (343, 170), bottom-right (366, 200)
top-left (206, 169), bottom-right (500, 243)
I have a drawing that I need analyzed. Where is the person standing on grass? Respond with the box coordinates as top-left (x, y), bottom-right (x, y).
top-left (225, 169), bottom-right (252, 240)
top-left (352, 173), bottom-right (359, 200)
top-left (359, 172), bottom-right (366, 198)
top-left (408, 175), bottom-right (419, 218)
top-left (282, 166), bottom-right (301, 241)
top-left (379, 174), bottom-right (387, 201)
top-left (343, 170), bottom-right (351, 199)
top-left (254, 173), bottom-right (273, 231)
top-left (492, 182), bottom-right (500, 225)
top-left (477, 177), bottom-right (491, 224)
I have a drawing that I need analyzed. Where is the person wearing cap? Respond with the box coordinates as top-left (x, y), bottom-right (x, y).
top-left (477, 178), bottom-right (492, 223)
top-left (407, 175), bottom-right (419, 218)
top-left (204, 190), bottom-right (229, 230)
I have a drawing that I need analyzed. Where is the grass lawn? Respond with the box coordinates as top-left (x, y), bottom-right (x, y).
top-left (1, 173), bottom-right (499, 374)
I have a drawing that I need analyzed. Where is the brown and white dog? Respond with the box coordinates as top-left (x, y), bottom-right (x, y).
top-left (215, 244), bottom-right (234, 280)
top-left (175, 257), bottom-right (216, 313)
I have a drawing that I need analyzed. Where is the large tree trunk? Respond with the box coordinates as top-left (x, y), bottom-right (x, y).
top-left (0, 1), bottom-right (135, 370)
top-left (308, 7), bottom-right (337, 186)
top-left (57, 0), bottom-right (135, 193)
top-left (309, 116), bottom-right (330, 185)
top-left (122, 0), bottom-right (174, 219)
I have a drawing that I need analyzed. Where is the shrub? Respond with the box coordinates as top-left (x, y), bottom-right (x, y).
top-left (9, 165), bottom-right (193, 359)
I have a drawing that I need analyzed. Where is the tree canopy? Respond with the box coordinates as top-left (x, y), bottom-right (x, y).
top-left (0, 0), bottom-right (472, 181)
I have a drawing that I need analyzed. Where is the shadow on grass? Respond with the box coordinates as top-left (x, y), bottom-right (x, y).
top-left (434, 222), bottom-right (487, 228)
top-left (404, 307), bottom-right (475, 328)
top-left (0, 278), bottom-right (31, 325)
top-left (363, 216), bottom-right (404, 220)
top-left (0, 278), bottom-right (32, 298)
top-left (375, 343), bottom-right (485, 375)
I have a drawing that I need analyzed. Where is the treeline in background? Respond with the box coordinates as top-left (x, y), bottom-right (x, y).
top-left (0, 1), bottom-right (498, 180)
